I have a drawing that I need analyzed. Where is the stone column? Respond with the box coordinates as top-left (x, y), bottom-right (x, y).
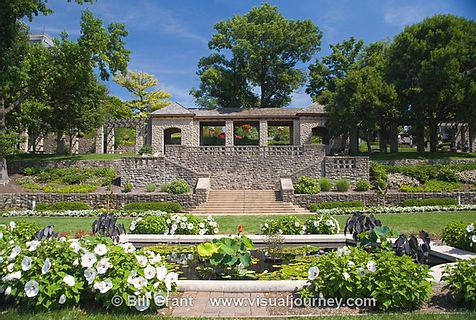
top-left (36, 135), bottom-right (45, 153)
top-left (71, 133), bottom-right (79, 154)
top-left (19, 130), bottom-right (29, 153)
top-left (105, 127), bottom-right (115, 154)
top-left (95, 126), bottom-right (104, 154)
top-left (225, 120), bottom-right (234, 146)
top-left (259, 120), bottom-right (268, 146)
top-left (135, 125), bottom-right (144, 154)
top-left (151, 121), bottom-right (163, 155)
top-left (293, 120), bottom-right (300, 146)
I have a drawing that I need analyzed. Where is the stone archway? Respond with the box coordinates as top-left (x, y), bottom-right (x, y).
top-left (164, 127), bottom-right (182, 145)
top-left (311, 126), bottom-right (329, 145)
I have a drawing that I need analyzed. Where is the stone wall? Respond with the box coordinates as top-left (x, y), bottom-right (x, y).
top-left (374, 158), bottom-right (476, 166)
top-left (0, 192), bottom-right (205, 210)
top-left (7, 159), bottom-right (121, 174)
top-left (120, 157), bottom-right (208, 189)
top-left (323, 156), bottom-right (370, 184)
top-left (164, 145), bottom-right (328, 189)
top-left (288, 191), bottom-right (476, 208)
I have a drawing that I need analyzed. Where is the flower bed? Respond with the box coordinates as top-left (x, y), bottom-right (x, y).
top-left (0, 222), bottom-right (177, 312)
top-left (308, 204), bottom-right (476, 215)
top-left (260, 214), bottom-right (340, 235)
top-left (129, 213), bottom-right (219, 235)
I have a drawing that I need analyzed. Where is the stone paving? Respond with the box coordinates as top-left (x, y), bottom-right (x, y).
top-left (170, 291), bottom-right (271, 318)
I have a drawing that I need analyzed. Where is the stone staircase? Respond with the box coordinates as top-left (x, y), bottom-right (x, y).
top-left (189, 190), bottom-right (311, 215)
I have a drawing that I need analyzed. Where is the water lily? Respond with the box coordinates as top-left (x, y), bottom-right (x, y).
top-left (81, 252), bottom-right (97, 268)
top-left (42, 258), bottom-right (51, 274)
top-left (94, 244), bottom-right (108, 256)
top-left (21, 256), bottom-right (32, 271)
top-left (63, 275), bottom-right (76, 287)
top-left (308, 266), bottom-right (319, 280)
top-left (59, 294), bottom-right (66, 304)
top-left (24, 280), bottom-right (39, 298)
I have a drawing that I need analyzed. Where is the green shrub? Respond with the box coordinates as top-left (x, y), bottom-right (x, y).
top-left (442, 258), bottom-right (476, 308)
top-left (160, 182), bottom-right (170, 192)
top-left (260, 216), bottom-right (306, 235)
top-left (385, 164), bottom-right (458, 183)
top-left (335, 178), bottom-right (350, 192)
top-left (167, 179), bottom-right (190, 194)
top-left (400, 180), bottom-right (462, 192)
top-left (318, 178), bottom-right (333, 192)
top-left (309, 200), bottom-right (364, 211)
top-left (401, 198), bottom-right (457, 207)
top-left (144, 183), bottom-right (157, 192)
top-left (121, 181), bottom-right (133, 193)
top-left (301, 247), bottom-right (432, 311)
top-left (442, 221), bottom-right (476, 252)
top-left (0, 220), bottom-right (41, 243)
top-left (304, 214), bottom-right (340, 234)
top-left (36, 201), bottom-right (90, 211)
top-left (294, 176), bottom-right (320, 194)
top-left (138, 145), bottom-right (153, 155)
top-left (355, 179), bottom-right (370, 191)
top-left (123, 201), bottom-right (183, 213)
top-left (129, 213), bottom-right (219, 235)
top-left (370, 163), bottom-right (388, 182)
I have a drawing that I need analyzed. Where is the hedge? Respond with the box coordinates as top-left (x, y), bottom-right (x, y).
top-left (309, 200), bottom-right (364, 211)
top-left (401, 198), bottom-right (458, 207)
top-left (122, 201), bottom-right (183, 213)
top-left (35, 201), bottom-right (91, 211)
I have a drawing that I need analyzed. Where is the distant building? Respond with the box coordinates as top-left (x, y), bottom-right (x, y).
top-left (28, 34), bottom-right (54, 47)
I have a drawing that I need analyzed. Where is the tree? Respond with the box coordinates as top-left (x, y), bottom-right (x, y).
top-left (192, 3), bottom-right (322, 108)
top-left (114, 70), bottom-right (171, 118)
top-left (103, 96), bottom-right (133, 120)
top-left (0, 0), bottom-right (93, 184)
top-left (306, 37), bottom-right (364, 154)
top-left (45, 10), bottom-right (130, 154)
top-left (387, 14), bottom-right (476, 152)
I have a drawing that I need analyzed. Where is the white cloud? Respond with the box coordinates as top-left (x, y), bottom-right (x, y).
top-left (383, 3), bottom-right (437, 27)
top-left (161, 83), bottom-right (195, 107)
top-left (290, 90), bottom-right (312, 109)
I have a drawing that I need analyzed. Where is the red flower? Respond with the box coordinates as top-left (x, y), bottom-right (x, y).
top-left (235, 135), bottom-right (242, 139)
top-left (238, 225), bottom-right (243, 233)
top-left (218, 132), bottom-right (226, 139)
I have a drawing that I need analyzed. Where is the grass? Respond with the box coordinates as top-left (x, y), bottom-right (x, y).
top-left (368, 151), bottom-right (476, 161)
top-left (6, 153), bottom-right (133, 162)
top-left (1, 211), bottom-right (475, 236)
top-left (0, 308), bottom-right (474, 320)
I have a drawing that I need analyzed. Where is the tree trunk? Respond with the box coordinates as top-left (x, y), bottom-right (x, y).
top-left (349, 126), bottom-right (359, 155)
top-left (470, 126), bottom-right (475, 152)
top-left (0, 96), bottom-right (10, 185)
top-left (379, 129), bottom-right (387, 153)
top-left (416, 125), bottom-right (425, 153)
top-left (389, 124), bottom-right (398, 153)
top-left (366, 133), bottom-right (372, 154)
top-left (56, 131), bottom-right (65, 154)
top-left (429, 122), bottom-right (438, 153)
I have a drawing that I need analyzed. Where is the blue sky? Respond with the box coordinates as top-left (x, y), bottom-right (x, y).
top-left (27, 0), bottom-right (476, 108)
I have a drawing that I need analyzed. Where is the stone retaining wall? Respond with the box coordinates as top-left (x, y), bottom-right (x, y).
top-left (7, 159), bottom-right (121, 174)
top-left (0, 192), bottom-right (205, 210)
top-left (288, 191), bottom-right (476, 208)
top-left (374, 158), bottom-right (476, 166)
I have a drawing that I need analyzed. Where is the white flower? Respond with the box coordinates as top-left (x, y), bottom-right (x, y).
top-left (2, 271), bottom-right (21, 282)
top-left (59, 294), bottom-right (66, 304)
top-left (7, 263), bottom-right (14, 272)
top-left (9, 221), bottom-right (16, 230)
top-left (84, 267), bottom-right (97, 284)
top-left (24, 280), bottom-right (39, 298)
top-left (63, 275), bottom-right (76, 287)
top-left (325, 220), bottom-right (333, 226)
top-left (343, 272), bottom-right (350, 281)
top-left (187, 223), bottom-right (193, 230)
top-left (199, 222), bottom-right (205, 228)
top-left (94, 244), bottom-right (108, 256)
top-left (81, 253), bottom-right (97, 268)
top-left (156, 266), bottom-right (168, 281)
top-left (366, 260), bottom-right (377, 273)
top-left (308, 266), bottom-right (319, 280)
top-left (467, 224), bottom-right (474, 233)
top-left (313, 221), bottom-right (319, 228)
top-left (164, 272), bottom-right (178, 291)
top-left (129, 221), bottom-right (136, 231)
top-left (0, 232), bottom-right (3, 240)
top-left (21, 256), bottom-right (32, 271)
top-left (69, 240), bottom-right (82, 253)
top-left (213, 228), bottom-right (219, 234)
top-left (472, 235), bottom-right (476, 243)
top-left (5, 286), bottom-right (12, 296)
top-left (136, 255), bottom-right (148, 267)
top-left (121, 243), bottom-right (136, 253)
top-left (127, 270), bottom-right (138, 285)
top-left (144, 265), bottom-right (156, 279)
top-left (133, 276), bottom-right (148, 290)
top-left (336, 246), bottom-right (350, 257)
top-left (180, 222), bottom-right (187, 229)
top-left (96, 258), bottom-right (111, 274)
top-left (294, 221), bottom-right (300, 227)
top-left (94, 279), bottom-right (113, 293)
top-left (8, 245), bottom-right (21, 261)
top-left (347, 261), bottom-right (355, 267)
top-left (26, 240), bottom-right (40, 252)
top-left (42, 258), bottom-right (51, 274)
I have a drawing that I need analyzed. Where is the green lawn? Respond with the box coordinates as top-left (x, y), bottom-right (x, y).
top-left (368, 151), bottom-right (476, 161)
top-left (1, 211), bottom-right (475, 236)
top-left (0, 308), bottom-right (474, 320)
top-left (6, 153), bottom-right (133, 162)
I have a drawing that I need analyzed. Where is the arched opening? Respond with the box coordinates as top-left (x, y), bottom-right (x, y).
top-left (311, 126), bottom-right (329, 145)
top-left (164, 127), bottom-right (182, 145)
